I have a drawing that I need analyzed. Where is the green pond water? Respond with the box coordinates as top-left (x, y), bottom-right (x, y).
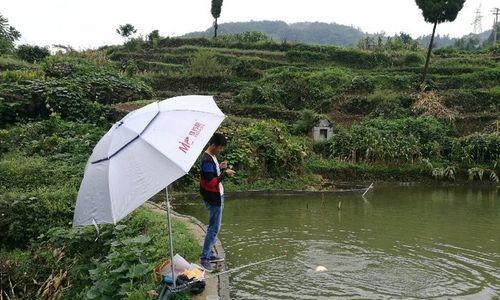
top-left (173, 186), bottom-right (500, 299)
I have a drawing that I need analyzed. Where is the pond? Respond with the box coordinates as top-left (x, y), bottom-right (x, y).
top-left (173, 186), bottom-right (500, 299)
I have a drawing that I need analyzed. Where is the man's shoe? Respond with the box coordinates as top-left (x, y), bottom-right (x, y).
top-left (209, 255), bottom-right (225, 263)
top-left (200, 259), bottom-right (213, 272)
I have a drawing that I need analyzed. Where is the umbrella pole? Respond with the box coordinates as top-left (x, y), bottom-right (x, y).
top-left (165, 186), bottom-right (176, 287)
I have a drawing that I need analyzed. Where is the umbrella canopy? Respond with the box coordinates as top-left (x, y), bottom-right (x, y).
top-left (73, 95), bottom-right (225, 226)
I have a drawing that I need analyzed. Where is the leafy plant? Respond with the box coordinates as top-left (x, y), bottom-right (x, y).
top-left (187, 50), bottom-right (227, 76)
top-left (16, 44), bottom-right (51, 63)
top-left (0, 14), bottom-right (21, 54)
top-left (293, 109), bottom-right (319, 135)
top-left (116, 23), bottom-right (137, 41)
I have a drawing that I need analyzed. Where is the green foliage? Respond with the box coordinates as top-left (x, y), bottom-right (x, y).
top-left (307, 154), bottom-right (430, 181)
top-left (0, 185), bottom-right (77, 248)
top-left (16, 44), bottom-right (51, 63)
top-left (84, 209), bottom-right (198, 299)
top-left (147, 30), bottom-right (160, 45)
top-left (116, 23), bottom-right (137, 39)
top-left (0, 14), bottom-right (21, 54)
top-left (0, 55), bottom-right (36, 71)
top-left (293, 109), bottom-right (319, 135)
top-left (238, 68), bottom-right (348, 110)
top-left (185, 20), bottom-right (365, 46)
top-left (345, 76), bottom-right (375, 94)
top-left (467, 166), bottom-right (499, 182)
top-left (0, 119), bottom-right (199, 299)
top-left (0, 208), bottom-right (199, 299)
top-left (211, 0), bottom-right (223, 19)
top-left (0, 118), bottom-right (104, 157)
top-left (451, 133), bottom-right (500, 165)
top-left (187, 50), bottom-right (227, 76)
top-left (453, 35), bottom-right (481, 50)
top-left (0, 69), bottom-right (44, 82)
top-left (223, 119), bottom-right (309, 178)
top-left (415, 0), bottom-right (466, 24)
top-left (0, 79), bottom-right (123, 127)
top-left (0, 56), bottom-right (152, 126)
top-left (357, 33), bottom-right (421, 51)
top-left (328, 117), bottom-right (451, 164)
top-left (218, 31), bottom-right (273, 44)
top-left (125, 59), bottom-right (139, 77)
top-left (337, 92), bottom-right (412, 118)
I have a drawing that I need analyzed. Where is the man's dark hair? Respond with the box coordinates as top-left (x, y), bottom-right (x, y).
top-left (208, 133), bottom-right (227, 146)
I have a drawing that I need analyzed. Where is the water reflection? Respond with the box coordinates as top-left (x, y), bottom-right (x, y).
top-left (174, 186), bottom-right (499, 299)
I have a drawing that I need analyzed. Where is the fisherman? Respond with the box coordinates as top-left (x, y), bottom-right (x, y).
top-left (199, 133), bottom-right (235, 271)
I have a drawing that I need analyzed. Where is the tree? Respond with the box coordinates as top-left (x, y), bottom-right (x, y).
top-left (399, 32), bottom-right (413, 45)
top-left (211, 0), bottom-right (223, 38)
top-left (116, 24), bottom-right (137, 41)
top-left (147, 30), bottom-right (160, 48)
top-left (0, 14), bottom-right (21, 54)
top-left (415, 0), bottom-right (465, 85)
top-left (16, 44), bottom-right (50, 63)
top-left (147, 30), bottom-right (160, 42)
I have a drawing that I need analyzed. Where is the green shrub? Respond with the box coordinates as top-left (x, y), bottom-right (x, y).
top-left (238, 68), bottom-right (348, 110)
top-left (0, 208), bottom-right (199, 299)
top-left (0, 79), bottom-right (124, 127)
top-left (431, 69), bottom-right (500, 90)
top-left (224, 119), bottom-right (310, 178)
top-left (344, 76), bottom-right (375, 94)
top-left (0, 185), bottom-right (76, 248)
top-left (187, 50), bottom-right (228, 77)
top-left (124, 59), bottom-right (139, 77)
top-left (0, 69), bottom-right (44, 81)
top-left (0, 55), bottom-right (37, 71)
top-left (285, 50), bottom-right (328, 63)
top-left (84, 208), bottom-right (198, 299)
top-left (0, 153), bottom-right (82, 191)
top-left (230, 59), bottom-right (262, 79)
top-left (0, 118), bottom-right (105, 160)
top-left (0, 64), bottom-right (151, 126)
top-left (292, 109), bottom-right (320, 135)
top-left (336, 92), bottom-right (412, 118)
top-left (221, 103), bottom-right (300, 122)
top-left (328, 117), bottom-right (452, 164)
top-left (441, 88), bottom-right (499, 113)
top-left (217, 31), bottom-right (273, 44)
top-left (143, 72), bottom-right (232, 92)
top-left (451, 133), bottom-right (500, 165)
top-left (16, 44), bottom-right (51, 63)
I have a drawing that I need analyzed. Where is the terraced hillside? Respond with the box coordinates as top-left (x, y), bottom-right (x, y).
top-left (106, 37), bottom-right (499, 185)
top-left (108, 39), bottom-right (497, 129)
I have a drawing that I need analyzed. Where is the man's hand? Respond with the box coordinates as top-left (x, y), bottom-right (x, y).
top-left (225, 169), bottom-right (236, 177)
top-left (220, 160), bottom-right (228, 169)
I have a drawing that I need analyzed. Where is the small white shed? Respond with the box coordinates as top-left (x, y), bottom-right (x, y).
top-left (312, 119), bottom-right (333, 141)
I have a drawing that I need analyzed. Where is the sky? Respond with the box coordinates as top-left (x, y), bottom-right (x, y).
top-left (2, 0), bottom-right (498, 49)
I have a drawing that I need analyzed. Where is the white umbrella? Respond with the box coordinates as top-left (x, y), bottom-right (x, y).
top-left (73, 95), bottom-right (225, 286)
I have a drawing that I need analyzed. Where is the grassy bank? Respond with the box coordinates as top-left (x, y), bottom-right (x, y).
top-left (0, 119), bottom-right (199, 299)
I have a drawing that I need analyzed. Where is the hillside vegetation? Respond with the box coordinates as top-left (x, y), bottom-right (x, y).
top-left (1, 33), bottom-right (499, 299)
top-left (185, 20), bottom-right (495, 48)
top-left (104, 35), bottom-right (499, 185)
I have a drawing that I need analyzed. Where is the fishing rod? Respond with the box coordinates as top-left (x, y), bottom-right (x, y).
top-left (362, 182), bottom-right (374, 197)
top-left (163, 251), bottom-right (288, 293)
top-left (205, 251), bottom-right (288, 279)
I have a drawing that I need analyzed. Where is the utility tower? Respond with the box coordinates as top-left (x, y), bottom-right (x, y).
top-left (472, 5), bottom-right (483, 34)
top-left (493, 7), bottom-right (500, 43)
